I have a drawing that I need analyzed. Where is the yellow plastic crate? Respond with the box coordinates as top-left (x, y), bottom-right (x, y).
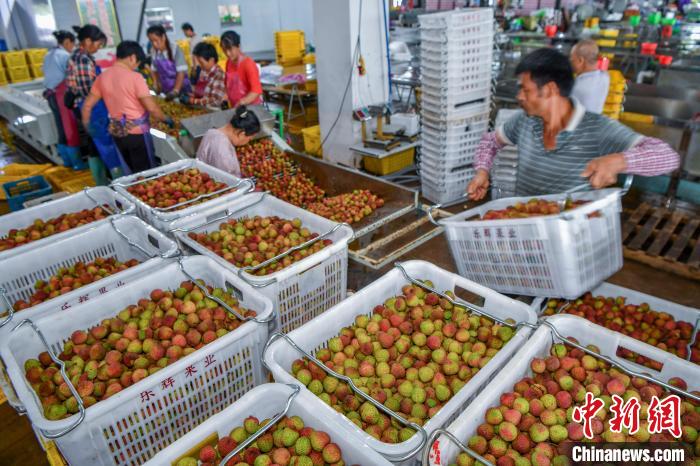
top-left (599, 29), bottom-right (620, 38)
top-left (605, 112), bottom-right (621, 120)
top-left (1, 162), bottom-right (52, 176)
top-left (363, 146), bottom-right (415, 175)
top-left (604, 103), bottom-right (622, 114)
top-left (605, 92), bottom-right (625, 104)
top-left (7, 65), bottom-right (31, 83)
top-left (622, 41), bottom-right (637, 48)
top-left (303, 53), bottom-right (316, 64)
top-left (43, 167), bottom-right (89, 191)
top-left (275, 30), bottom-right (305, 65)
top-left (58, 172), bottom-right (95, 193)
top-left (1, 51), bottom-right (27, 67)
top-left (621, 112), bottom-right (654, 124)
top-left (301, 125), bottom-right (322, 157)
top-left (25, 48), bottom-right (48, 65)
top-left (0, 69), bottom-right (7, 86)
top-left (601, 52), bottom-right (615, 59)
top-left (44, 440), bottom-right (68, 466)
top-left (596, 39), bottom-right (616, 47)
top-left (609, 70), bottom-right (625, 83)
top-left (305, 79), bottom-right (317, 92)
top-left (30, 63), bottom-right (43, 78)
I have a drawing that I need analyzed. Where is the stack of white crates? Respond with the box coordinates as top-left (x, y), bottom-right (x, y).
top-left (491, 108), bottom-right (520, 199)
top-left (419, 8), bottom-right (494, 204)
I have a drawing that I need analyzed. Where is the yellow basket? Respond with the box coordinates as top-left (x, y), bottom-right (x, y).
top-left (44, 440), bottom-right (68, 466)
top-left (601, 52), bottom-right (615, 59)
top-left (608, 70), bottom-right (625, 83)
top-left (7, 65), bottom-right (31, 83)
top-left (363, 147), bottom-right (415, 176)
top-left (605, 112), bottom-right (621, 120)
top-left (599, 29), bottom-right (620, 38)
top-left (301, 125), bottom-right (322, 157)
top-left (25, 48), bottom-right (48, 65)
top-left (30, 63), bottom-right (43, 78)
top-left (43, 167), bottom-right (89, 191)
top-left (1, 163), bottom-right (52, 176)
top-left (604, 103), bottom-right (622, 114)
top-left (605, 92), bottom-right (625, 104)
top-left (622, 41), bottom-right (637, 48)
top-left (275, 30), bottom-right (305, 65)
top-left (303, 53), bottom-right (316, 64)
top-left (621, 112), bottom-right (654, 124)
top-left (1, 51), bottom-right (27, 67)
top-left (304, 79), bottom-right (317, 92)
top-left (596, 39), bottom-right (616, 47)
top-left (58, 172), bottom-right (96, 193)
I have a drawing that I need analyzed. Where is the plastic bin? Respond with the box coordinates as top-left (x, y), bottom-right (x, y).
top-left (436, 188), bottom-right (625, 298)
top-left (1, 163), bottom-right (52, 176)
top-left (0, 69), bottom-right (8, 86)
top-left (7, 65), bottom-right (31, 83)
top-left (274, 30), bottom-right (306, 65)
top-left (143, 383), bottom-right (394, 466)
top-left (264, 260), bottom-right (537, 464)
top-left (111, 159), bottom-right (255, 232)
top-left (0, 255), bottom-right (273, 466)
top-left (43, 167), bottom-right (89, 191)
top-left (301, 124), bottom-right (322, 157)
top-left (420, 19), bottom-right (493, 42)
top-left (420, 34), bottom-right (494, 57)
top-left (2, 175), bottom-right (52, 211)
top-left (599, 28), bottom-right (620, 37)
top-left (2, 51), bottom-right (26, 67)
top-left (363, 146), bottom-right (415, 175)
top-left (172, 192), bottom-right (353, 333)
top-left (0, 186), bottom-right (135, 261)
top-left (0, 215), bottom-right (178, 339)
top-left (25, 48), bottom-right (48, 65)
top-left (657, 54), bottom-right (673, 66)
top-left (427, 314), bottom-right (700, 465)
top-left (641, 42), bottom-right (658, 55)
top-left (421, 51), bottom-right (492, 81)
top-left (58, 172), bottom-right (95, 193)
top-left (29, 64), bottom-right (43, 78)
top-left (418, 8), bottom-right (493, 30)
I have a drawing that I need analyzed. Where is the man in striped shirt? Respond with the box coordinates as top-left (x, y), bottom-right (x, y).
top-left (181, 42), bottom-right (226, 108)
top-left (468, 49), bottom-right (680, 199)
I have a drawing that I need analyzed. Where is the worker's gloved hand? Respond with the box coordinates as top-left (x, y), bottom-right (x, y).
top-left (581, 153), bottom-right (627, 189)
top-left (164, 91), bottom-right (178, 102)
top-left (466, 169), bottom-right (490, 201)
top-left (163, 116), bottom-right (175, 129)
top-left (179, 94), bottom-right (191, 105)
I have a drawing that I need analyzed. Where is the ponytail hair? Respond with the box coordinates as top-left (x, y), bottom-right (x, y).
top-left (146, 24), bottom-right (173, 62)
top-left (52, 30), bottom-right (75, 45)
top-left (230, 106), bottom-right (260, 136)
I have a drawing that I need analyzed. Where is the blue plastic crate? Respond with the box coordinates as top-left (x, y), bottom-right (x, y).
top-left (2, 175), bottom-right (52, 211)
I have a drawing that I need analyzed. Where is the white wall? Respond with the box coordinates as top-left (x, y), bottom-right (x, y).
top-left (49, 0), bottom-right (314, 52)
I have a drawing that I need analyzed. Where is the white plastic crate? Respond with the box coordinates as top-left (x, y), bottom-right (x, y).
top-left (111, 159), bottom-right (255, 232)
top-left (421, 90), bottom-right (491, 120)
top-left (420, 34), bottom-right (494, 57)
top-left (418, 8), bottom-right (493, 30)
top-left (264, 260), bottom-right (537, 465)
top-left (143, 383), bottom-right (394, 466)
top-left (422, 164), bottom-right (475, 188)
top-left (0, 215), bottom-right (178, 339)
top-left (422, 102), bottom-right (491, 128)
top-left (421, 50), bottom-right (493, 71)
top-left (422, 121), bottom-right (489, 149)
top-left (438, 188), bottom-right (624, 299)
top-left (421, 176), bottom-right (473, 205)
top-left (427, 314), bottom-right (700, 465)
top-left (421, 148), bottom-right (475, 172)
top-left (0, 255), bottom-right (273, 466)
top-left (172, 192), bottom-right (353, 334)
top-left (0, 187), bottom-right (134, 261)
top-left (420, 19), bottom-right (493, 42)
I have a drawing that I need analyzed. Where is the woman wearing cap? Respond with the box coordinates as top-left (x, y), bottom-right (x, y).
top-left (43, 30), bottom-right (81, 168)
top-left (196, 105), bottom-right (260, 177)
top-left (220, 31), bottom-right (262, 108)
top-left (147, 24), bottom-right (191, 99)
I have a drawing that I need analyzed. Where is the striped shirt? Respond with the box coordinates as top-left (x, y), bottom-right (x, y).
top-left (474, 97), bottom-right (679, 196)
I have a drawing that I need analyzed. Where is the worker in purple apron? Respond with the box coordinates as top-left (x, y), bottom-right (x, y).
top-left (82, 41), bottom-right (173, 174)
top-left (147, 25), bottom-right (191, 100)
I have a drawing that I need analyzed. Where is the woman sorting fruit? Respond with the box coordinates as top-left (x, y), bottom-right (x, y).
top-left (147, 25), bottom-right (191, 100)
top-left (42, 30), bottom-right (82, 170)
top-left (196, 105), bottom-right (260, 177)
top-left (180, 42), bottom-right (226, 108)
top-left (467, 48), bottom-right (680, 200)
top-left (82, 41), bottom-right (173, 174)
top-left (220, 31), bottom-right (263, 108)
top-left (66, 25), bottom-right (122, 182)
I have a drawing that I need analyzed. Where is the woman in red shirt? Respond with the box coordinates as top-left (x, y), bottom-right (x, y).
top-left (220, 31), bottom-right (263, 108)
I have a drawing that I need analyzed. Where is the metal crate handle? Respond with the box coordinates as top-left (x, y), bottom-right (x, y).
top-left (262, 332), bottom-right (428, 462)
top-left (170, 191), bottom-right (270, 234)
top-left (421, 428), bottom-right (495, 466)
top-left (83, 187), bottom-right (134, 216)
top-left (110, 160), bottom-right (197, 188)
top-left (109, 216), bottom-right (180, 259)
top-left (11, 319), bottom-right (86, 438)
top-left (427, 193), bottom-right (468, 226)
top-left (219, 384), bottom-right (300, 466)
top-left (152, 178), bottom-right (256, 218)
top-left (176, 256), bottom-right (276, 324)
top-left (540, 320), bottom-right (700, 403)
top-left (0, 287), bottom-right (15, 329)
top-left (237, 222), bottom-right (350, 289)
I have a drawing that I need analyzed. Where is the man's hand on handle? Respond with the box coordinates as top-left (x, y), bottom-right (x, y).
top-left (467, 169), bottom-right (490, 201)
top-left (581, 153), bottom-right (627, 189)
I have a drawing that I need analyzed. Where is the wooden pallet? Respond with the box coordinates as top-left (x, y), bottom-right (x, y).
top-left (622, 202), bottom-right (700, 281)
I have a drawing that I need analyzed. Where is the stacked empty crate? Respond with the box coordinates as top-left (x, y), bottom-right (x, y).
top-left (490, 108), bottom-right (519, 199)
top-left (419, 9), bottom-right (494, 204)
